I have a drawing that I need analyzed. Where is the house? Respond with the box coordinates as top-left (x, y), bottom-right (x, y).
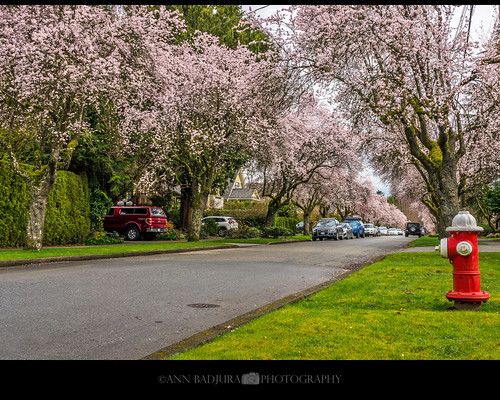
top-left (223, 169), bottom-right (261, 202)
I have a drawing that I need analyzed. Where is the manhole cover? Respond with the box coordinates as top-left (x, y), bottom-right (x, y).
top-left (187, 303), bottom-right (220, 309)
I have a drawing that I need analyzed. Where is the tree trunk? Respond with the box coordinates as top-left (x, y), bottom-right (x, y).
top-left (179, 185), bottom-right (192, 231)
top-left (420, 149), bottom-right (461, 238)
top-left (403, 123), bottom-right (462, 239)
top-left (187, 190), bottom-right (210, 242)
top-left (25, 171), bottom-right (58, 251)
top-left (303, 213), bottom-right (311, 235)
top-left (265, 198), bottom-right (280, 227)
top-left (434, 170), bottom-right (461, 238)
top-left (185, 160), bottom-right (218, 242)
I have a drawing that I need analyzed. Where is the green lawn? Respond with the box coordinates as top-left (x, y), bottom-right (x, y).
top-left (407, 235), bottom-right (439, 247)
top-left (167, 252), bottom-right (500, 360)
top-left (408, 234), bottom-right (497, 248)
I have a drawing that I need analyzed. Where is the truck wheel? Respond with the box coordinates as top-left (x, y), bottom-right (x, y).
top-left (126, 226), bottom-right (140, 241)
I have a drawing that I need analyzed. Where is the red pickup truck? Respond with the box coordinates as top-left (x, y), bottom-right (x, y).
top-left (102, 206), bottom-right (168, 241)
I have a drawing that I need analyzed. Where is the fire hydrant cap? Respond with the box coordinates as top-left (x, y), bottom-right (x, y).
top-left (446, 211), bottom-right (483, 232)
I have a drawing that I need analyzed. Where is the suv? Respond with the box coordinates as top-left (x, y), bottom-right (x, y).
top-left (343, 219), bottom-right (365, 238)
top-left (201, 216), bottom-right (239, 236)
top-left (312, 218), bottom-right (344, 241)
top-left (405, 222), bottom-right (424, 237)
top-left (102, 206), bottom-right (168, 241)
top-left (364, 223), bottom-right (377, 237)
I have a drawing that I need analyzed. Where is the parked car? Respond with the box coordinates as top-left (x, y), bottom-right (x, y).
top-left (397, 228), bottom-right (403, 235)
top-left (388, 228), bottom-right (398, 235)
top-left (364, 223), bottom-right (377, 237)
top-left (375, 226), bottom-right (381, 236)
top-left (343, 219), bottom-right (365, 238)
top-left (296, 221), bottom-right (304, 234)
top-left (202, 216), bottom-right (239, 236)
top-left (339, 222), bottom-right (354, 239)
top-left (405, 222), bottom-right (424, 237)
top-left (379, 226), bottom-right (388, 235)
top-left (312, 218), bottom-right (344, 241)
top-left (102, 206), bottom-right (168, 241)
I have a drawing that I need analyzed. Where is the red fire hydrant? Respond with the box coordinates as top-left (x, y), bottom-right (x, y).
top-left (437, 211), bottom-right (489, 310)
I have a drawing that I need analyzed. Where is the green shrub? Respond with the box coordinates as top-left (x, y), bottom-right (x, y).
top-left (277, 203), bottom-right (297, 218)
top-left (43, 171), bottom-right (91, 245)
top-left (273, 216), bottom-right (297, 234)
top-left (201, 218), bottom-right (220, 238)
top-left (0, 159), bottom-right (91, 247)
top-left (238, 215), bottom-right (267, 230)
top-left (156, 229), bottom-right (185, 241)
top-left (88, 178), bottom-right (113, 231)
top-left (85, 229), bottom-right (124, 245)
top-left (262, 226), bottom-right (293, 239)
top-left (0, 159), bottom-right (30, 247)
top-left (227, 225), bottom-right (262, 239)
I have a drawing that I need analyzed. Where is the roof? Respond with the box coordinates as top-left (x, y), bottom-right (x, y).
top-left (223, 188), bottom-right (260, 201)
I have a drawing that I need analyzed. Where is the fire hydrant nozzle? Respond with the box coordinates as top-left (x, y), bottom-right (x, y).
top-left (436, 211), bottom-right (489, 311)
top-left (456, 241), bottom-right (473, 257)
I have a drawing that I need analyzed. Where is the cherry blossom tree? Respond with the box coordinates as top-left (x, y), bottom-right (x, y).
top-left (389, 167), bottom-right (437, 231)
top-left (458, 18), bottom-right (500, 193)
top-left (127, 27), bottom-right (276, 241)
top-left (0, 5), bottom-right (124, 250)
top-left (291, 167), bottom-right (338, 235)
top-left (0, 5), bottom-right (186, 250)
top-left (328, 165), bottom-right (366, 221)
top-left (251, 98), bottom-right (353, 226)
top-left (261, 5), bottom-right (500, 237)
top-left (360, 186), bottom-right (408, 229)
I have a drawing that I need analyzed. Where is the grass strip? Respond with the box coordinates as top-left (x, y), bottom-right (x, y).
top-left (167, 252), bottom-right (500, 360)
top-left (0, 236), bottom-right (311, 261)
top-left (407, 235), bottom-right (439, 247)
top-left (408, 235), bottom-right (497, 248)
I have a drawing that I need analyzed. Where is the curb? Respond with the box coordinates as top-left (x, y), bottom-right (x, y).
top-left (141, 254), bottom-right (387, 360)
top-left (0, 244), bottom-right (240, 268)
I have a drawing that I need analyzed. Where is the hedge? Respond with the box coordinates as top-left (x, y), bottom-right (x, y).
top-left (0, 159), bottom-right (90, 248)
top-left (43, 170), bottom-right (90, 246)
top-left (0, 160), bottom-right (30, 247)
top-left (273, 216), bottom-right (297, 234)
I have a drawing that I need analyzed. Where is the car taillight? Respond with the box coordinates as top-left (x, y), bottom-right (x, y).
top-left (146, 218), bottom-right (153, 225)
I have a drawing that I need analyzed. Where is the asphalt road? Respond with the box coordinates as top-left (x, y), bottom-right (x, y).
top-left (0, 235), bottom-right (413, 360)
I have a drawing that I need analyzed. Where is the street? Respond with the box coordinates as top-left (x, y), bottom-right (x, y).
top-left (0, 235), bottom-right (413, 360)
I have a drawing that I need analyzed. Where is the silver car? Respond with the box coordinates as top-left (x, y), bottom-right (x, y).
top-left (202, 216), bottom-right (239, 236)
top-left (339, 222), bottom-right (354, 239)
